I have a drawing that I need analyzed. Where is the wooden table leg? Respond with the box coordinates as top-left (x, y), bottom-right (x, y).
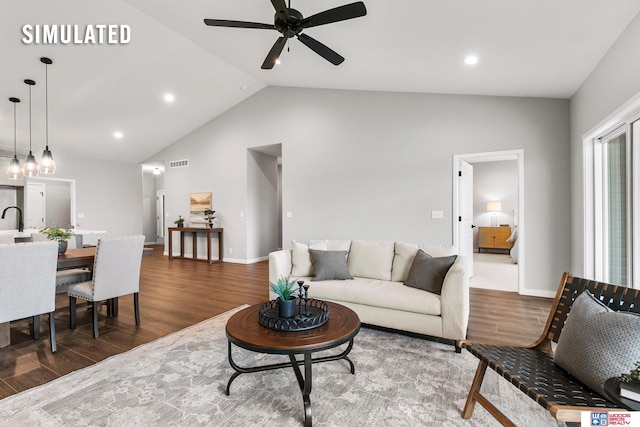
top-left (0, 322), bottom-right (10, 348)
top-left (168, 229), bottom-right (173, 260)
top-left (218, 230), bottom-right (223, 262)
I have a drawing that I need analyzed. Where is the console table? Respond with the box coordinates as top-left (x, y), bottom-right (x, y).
top-left (168, 227), bottom-right (223, 264)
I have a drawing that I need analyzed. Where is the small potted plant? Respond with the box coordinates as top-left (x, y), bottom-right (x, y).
top-left (174, 215), bottom-right (185, 228)
top-left (269, 276), bottom-right (298, 318)
top-left (618, 361), bottom-right (640, 400)
top-left (203, 209), bottom-right (216, 228)
top-left (40, 226), bottom-right (73, 253)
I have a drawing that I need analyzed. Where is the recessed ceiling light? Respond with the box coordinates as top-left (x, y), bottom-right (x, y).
top-left (464, 55), bottom-right (478, 65)
top-left (114, 131), bottom-right (123, 139)
top-left (164, 93), bottom-right (175, 103)
top-left (275, 59), bottom-right (281, 65)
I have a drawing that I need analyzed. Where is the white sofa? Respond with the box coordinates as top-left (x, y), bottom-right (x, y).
top-left (269, 239), bottom-right (469, 351)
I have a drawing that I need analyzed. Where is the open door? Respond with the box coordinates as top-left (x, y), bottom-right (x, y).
top-left (457, 161), bottom-right (474, 279)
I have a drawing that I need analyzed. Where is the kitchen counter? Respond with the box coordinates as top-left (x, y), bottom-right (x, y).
top-left (0, 229), bottom-right (106, 243)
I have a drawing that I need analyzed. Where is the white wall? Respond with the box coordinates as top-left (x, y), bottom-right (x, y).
top-left (472, 160), bottom-right (518, 250)
top-left (570, 11), bottom-right (640, 276)
top-left (146, 87), bottom-right (570, 294)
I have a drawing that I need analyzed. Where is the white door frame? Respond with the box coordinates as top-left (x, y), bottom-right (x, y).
top-left (452, 149), bottom-right (525, 293)
top-left (156, 190), bottom-right (166, 242)
top-left (26, 177), bottom-right (77, 228)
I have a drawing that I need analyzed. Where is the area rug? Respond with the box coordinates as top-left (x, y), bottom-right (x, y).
top-left (0, 306), bottom-right (563, 426)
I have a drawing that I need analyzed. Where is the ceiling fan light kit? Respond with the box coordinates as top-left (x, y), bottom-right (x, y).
top-left (204, 0), bottom-right (367, 69)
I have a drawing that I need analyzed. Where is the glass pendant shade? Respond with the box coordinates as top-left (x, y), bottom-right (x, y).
top-left (23, 79), bottom-right (39, 177)
top-left (7, 156), bottom-right (23, 180)
top-left (7, 97), bottom-right (23, 180)
top-left (40, 57), bottom-right (55, 174)
top-left (23, 151), bottom-right (39, 177)
top-left (39, 146), bottom-right (55, 174)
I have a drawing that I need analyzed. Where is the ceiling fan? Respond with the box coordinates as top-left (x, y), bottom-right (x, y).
top-left (204, 0), bottom-right (367, 69)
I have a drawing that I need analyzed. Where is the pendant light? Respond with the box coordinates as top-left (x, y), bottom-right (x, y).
top-left (22, 79), bottom-right (39, 177)
top-left (39, 57), bottom-right (55, 174)
top-left (7, 97), bottom-right (23, 180)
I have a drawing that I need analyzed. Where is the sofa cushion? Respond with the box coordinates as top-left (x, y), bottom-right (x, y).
top-left (348, 240), bottom-right (395, 281)
top-left (309, 240), bottom-right (352, 252)
top-left (554, 291), bottom-right (640, 398)
top-left (309, 249), bottom-right (353, 281)
top-left (307, 277), bottom-right (441, 316)
top-left (404, 250), bottom-right (457, 295)
top-left (391, 242), bottom-right (457, 282)
top-left (291, 239), bottom-right (313, 277)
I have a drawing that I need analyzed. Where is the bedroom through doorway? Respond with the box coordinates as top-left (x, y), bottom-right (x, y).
top-left (454, 150), bottom-right (523, 294)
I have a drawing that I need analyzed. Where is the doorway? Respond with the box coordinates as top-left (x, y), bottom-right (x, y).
top-left (247, 144), bottom-right (282, 262)
top-left (453, 150), bottom-right (524, 293)
top-left (26, 177), bottom-right (76, 229)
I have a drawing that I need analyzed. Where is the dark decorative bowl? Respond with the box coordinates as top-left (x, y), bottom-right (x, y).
top-left (258, 298), bottom-right (329, 331)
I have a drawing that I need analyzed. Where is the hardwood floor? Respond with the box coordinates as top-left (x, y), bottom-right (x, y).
top-left (0, 245), bottom-right (553, 400)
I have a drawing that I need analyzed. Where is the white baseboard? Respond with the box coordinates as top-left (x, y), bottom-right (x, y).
top-left (519, 288), bottom-right (556, 299)
top-left (162, 252), bottom-right (267, 265)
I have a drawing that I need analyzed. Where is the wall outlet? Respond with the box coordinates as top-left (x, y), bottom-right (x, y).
top-left (240, 211), bottom-right (244, 218)
top-left (78, 213), bottom-right (85, 219)
top-left (286, 211), bottom-right (293, 218)
top-left (431, 210), bottom-right (444, 219)
top-left (228, 248), bottom-right (233, 254)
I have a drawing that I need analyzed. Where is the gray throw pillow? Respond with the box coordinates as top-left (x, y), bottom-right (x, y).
top-left (404, 249), bottom-right (457, 294)
top-left (554, 290), bottom-right (640, 398)
top-left (309, 249), bottom-right (353, 281)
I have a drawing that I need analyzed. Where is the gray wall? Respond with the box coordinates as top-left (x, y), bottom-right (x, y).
top-left (146, 87), bottom-right (570, 295)
top-left (51, 153), bottom-right (144, 245)
top-left (570, 11), bottom-right (640, 276)
top-left (41, 179), bottom-right (71, 229)
top-left (247, 149), bottom-right (279, 261)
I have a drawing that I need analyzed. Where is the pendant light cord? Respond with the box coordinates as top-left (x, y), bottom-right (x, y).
top-left (13, 102), bottom-right (17, 153)
top-left (28, 83), bottom-right (32, 152)
top-left (45, 62), bottom-right (48, 147)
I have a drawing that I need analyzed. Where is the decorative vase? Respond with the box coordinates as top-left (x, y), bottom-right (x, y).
top-left (58, 240), bottom-right (68, 254)
top-left (177, 223), bottom-right (184, 228)
top-left (278, 297), bottom-right (297, 318)
top-left (208, 222), bottom-right (213, 228)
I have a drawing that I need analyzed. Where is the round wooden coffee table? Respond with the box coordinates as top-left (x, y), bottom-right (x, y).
top-left (225, 301), bottom-right (360, 427)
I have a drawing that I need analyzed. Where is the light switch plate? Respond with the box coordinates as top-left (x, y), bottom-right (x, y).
top-left (431, 210), bottom-right (444, 219)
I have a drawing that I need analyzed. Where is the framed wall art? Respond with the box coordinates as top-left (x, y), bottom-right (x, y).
top-left (190, 192), bottom-right (212, 224)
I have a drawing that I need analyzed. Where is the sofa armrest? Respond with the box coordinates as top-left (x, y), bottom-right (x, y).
top-left (268, 249), bottom-right (292, 299)
top-left (440, 255), bottom-right (469, 340)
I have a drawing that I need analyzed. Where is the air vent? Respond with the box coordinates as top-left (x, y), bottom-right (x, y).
top-left (169, 159), bottom-right (189, 168)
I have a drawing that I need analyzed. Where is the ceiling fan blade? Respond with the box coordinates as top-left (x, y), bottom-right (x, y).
top-left (204, 19), bottom-right (274, 30)
top-left (301, 2), bottom-right (367, 29)
top-left (297, 33), bottom-right (344, 66)
top-left (261, 36), bottom-right (287, 69)
top-left (270, 0), bottom-right (289, 20)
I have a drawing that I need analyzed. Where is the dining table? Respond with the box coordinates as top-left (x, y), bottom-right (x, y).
top-left (0, 246), bottom-right (153, 348)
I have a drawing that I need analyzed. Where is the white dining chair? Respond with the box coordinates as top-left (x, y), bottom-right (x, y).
top-left (0, 241), bottom-right (59, 352)
top-left (68, 235), bottom-right (146, 338)
top-left (32, 232), bottom-right (92, 293)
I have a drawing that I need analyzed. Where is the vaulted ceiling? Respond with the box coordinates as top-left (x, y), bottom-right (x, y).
top-left (1, 0), bottom-right (639, 165)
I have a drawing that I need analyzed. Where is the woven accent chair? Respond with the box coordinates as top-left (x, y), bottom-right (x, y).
top-left (461, 273), bottom-right (639, 425)
top-left (68, 235), bottom-right (145, 338)
top-left (0, 241), bottom-right (59, 352)
top-left (32, 232), bottom-right (92, 293)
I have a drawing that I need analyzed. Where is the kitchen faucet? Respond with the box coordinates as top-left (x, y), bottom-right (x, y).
top-left (1, 206), bottom-right (24, 232)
